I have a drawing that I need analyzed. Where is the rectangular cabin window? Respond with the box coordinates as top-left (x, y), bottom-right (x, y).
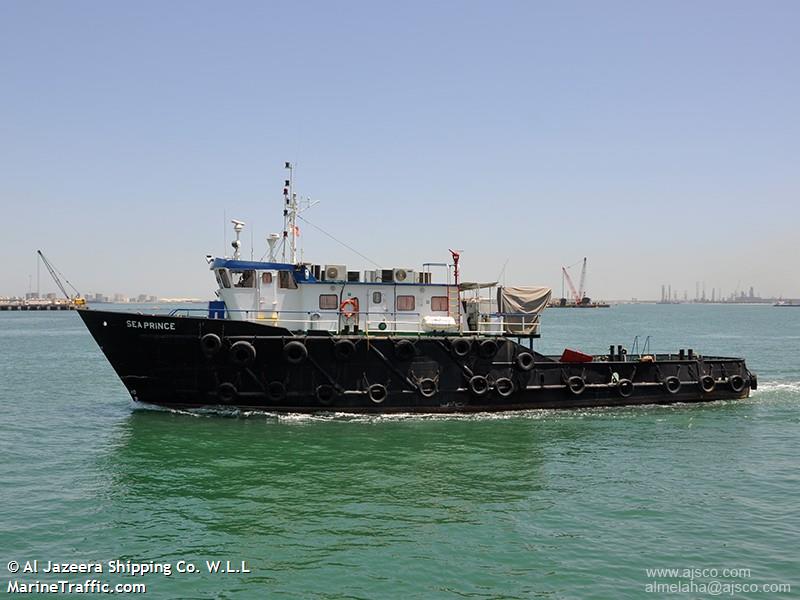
top-left (431, 296), bottom-right (448, 312)
top-left (279, 270), bottom-right (298, 289)
top-left (319, 294), bottom-right (338, 309)
top-left (217, 269), bottom-right (231, 289)
top-left (397, 295), bottom-right (416, 311)
top-left (232, 270), bottom-right (255, 288)
top-left (261, 272), bottom-right (273, 285)
top-left (372, 291), bottom-right (382, 304)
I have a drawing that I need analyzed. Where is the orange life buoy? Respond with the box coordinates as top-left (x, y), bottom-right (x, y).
top-left (340, 297), bottom-right (359, 318)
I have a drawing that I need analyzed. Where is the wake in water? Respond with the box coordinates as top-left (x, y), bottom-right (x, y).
top-left (127, 381), bottom-right (800, 423)
top-left (751, 380), bottom-right (800, 395)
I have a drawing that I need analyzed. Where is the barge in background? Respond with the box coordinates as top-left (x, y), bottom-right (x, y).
top-left (77, 164), bottom-right (756, 412)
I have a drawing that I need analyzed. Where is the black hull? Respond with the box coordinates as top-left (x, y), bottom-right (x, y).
top-left (79, 309), bottom-right (755, 413)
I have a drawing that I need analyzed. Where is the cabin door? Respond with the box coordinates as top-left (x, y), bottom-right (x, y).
top-left (367, 289), bottom-right (391, 332)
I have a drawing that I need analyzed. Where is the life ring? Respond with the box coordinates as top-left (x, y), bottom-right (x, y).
top-left (217, 382), bottom-right (237, 403)
top-left (479, 338), bottom-right (499, 359)
top-left (451, 337), bottom-right (472, 358)
top-left (315, 384), bottom-right (336, 405)
top-left (617, 378), bottom-right (634, 398)
top-left (200, 333), bottom-right (222, 357)
top-left (394, 339), bottom-right (415, 361)
top-left (515, 352), bottom-right (535, 371)
top-left (229, 340), bottom-right (256, 367)
top-left (266, 381), bottom-right (286, 402)
top-left (469, 375), bottom-right (489, 396)
top-left (729, 374), bottom-right (746, 393)
top-left (567, 376), bottom-right (586, 395)
top-left (368, 383), bottom-right (388, 404)
top-left (333, 339), bottom-right (356, 361)
top-left (284, 340), bottom-right (308, 364)
top-left (418, 378), bottom-right (437, 398)
top-left (495, 377), bottom-right (515, 398)
top-left (664, 375), bottom-right (681, 395)
top-left (340, 297), bottom-right (359, 319)
top-left (699, 375), bottom-right (715, 393)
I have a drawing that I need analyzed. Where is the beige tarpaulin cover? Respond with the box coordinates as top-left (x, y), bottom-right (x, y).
top-left (497, 286), bottom-right (552, 334)
top-left (459, 281), bottom-right (499, 291)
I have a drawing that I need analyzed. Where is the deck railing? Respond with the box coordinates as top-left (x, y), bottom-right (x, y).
top-left (167, 307), bottom-right (542, 336)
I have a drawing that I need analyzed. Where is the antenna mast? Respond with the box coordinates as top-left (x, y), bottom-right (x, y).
top-left (283, 161), bottom-right (299, 263)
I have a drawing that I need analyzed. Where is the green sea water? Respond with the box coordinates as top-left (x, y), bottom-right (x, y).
top-left (1, 304), bottom-right (798, 599)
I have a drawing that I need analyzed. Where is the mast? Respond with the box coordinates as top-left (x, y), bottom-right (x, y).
top-left (282, 161), bottom-right (298, 264)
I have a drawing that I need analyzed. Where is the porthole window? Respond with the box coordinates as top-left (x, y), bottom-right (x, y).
top-left (372, 291), bottom-right (382, 304)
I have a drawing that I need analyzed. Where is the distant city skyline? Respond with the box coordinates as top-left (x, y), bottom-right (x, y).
top-left (1, 1), bottom-right (798, 300)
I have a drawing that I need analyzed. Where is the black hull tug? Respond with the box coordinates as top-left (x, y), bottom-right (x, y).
top-left (79, 308), bottom-right (754, 413)
top-left (77, 163), bottom-right (755, 413)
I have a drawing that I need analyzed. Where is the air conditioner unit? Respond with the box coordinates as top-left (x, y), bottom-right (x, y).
top-left (393, 268), bottom-right (415, 283)
top-left (323, 265), bottom-right (346, 281)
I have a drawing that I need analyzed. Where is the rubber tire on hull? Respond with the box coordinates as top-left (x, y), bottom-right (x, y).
top-left (201, 333), bottom-right (222, 357)
top-left (267, 381), bottom-right (286, 402)
top-left (394, 339), bottom-right (415, 361)
top-left (664, 375), bottom-right (681, 394)
top-left (699, 375), bottom-right (715, 393)
top-left (495, 377), bottom-right (515, 398)
top-left (333, 339), bottom-right (356, 361)
top-left (418, 378), bottom-right (437, 398)
top-left (368, 383), bottom-right (388, 404)
top-left (469, 375), bottom-right (489, 396)
top-left (284, 341), bottom-right (308, 365)
top-left (479, 339), bottom-right (498, 359)
top-left (230, 341), bottom-right (256, 367)
top-left (617, 379), bottom-right (634, 398)
top-left (316, 384), bottom-right (336, 406)
top-left (729, 375), bottom-right (746, 393)
top-left (217, 382), bottom-right (237, 404)
top-left (451, 338), bottom-right (472, 358)
top-left (567, 376), bottom-right (586, 395)
top-left (515, 352), bottom-right (535, 371)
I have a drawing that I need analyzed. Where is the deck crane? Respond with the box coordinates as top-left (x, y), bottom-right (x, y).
top-left (37, 250), bottom-right (86, 306)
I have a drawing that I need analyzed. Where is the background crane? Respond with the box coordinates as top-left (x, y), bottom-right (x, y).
top-left (560, 257), bottom-right (590, 306)
top-left (577, 257), bottom-right (587, 302)
top-left (37, 250), bottom-right (86, 306)
top-left (561, 266), bottom-right (581, 304)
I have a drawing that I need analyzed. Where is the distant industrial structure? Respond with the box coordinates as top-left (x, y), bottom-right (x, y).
top-left (659, 282), bottom-right (778, 304)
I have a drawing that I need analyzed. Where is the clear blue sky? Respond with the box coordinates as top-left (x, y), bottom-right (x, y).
top-left (2, 0), bottom-right (798, 300)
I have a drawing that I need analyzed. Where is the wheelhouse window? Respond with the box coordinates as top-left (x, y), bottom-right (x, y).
top-left (261, 272), bottom-right (273, 285)
top-left (397, 295), bottom-right (416, 311)
top-left (279, 270), bottom-right (298, 289)
top-left (217, 269), bottom-right (231, 289)
top-left (232, 269), bottom-right (255, 288)
top-left (319, 294), bottom-right (338, 309)
top-left (431, 296), bottom-right (448, 312)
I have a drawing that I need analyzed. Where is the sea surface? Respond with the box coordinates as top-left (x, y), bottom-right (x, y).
top-left (1, 304), bottom-right (798, 599)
